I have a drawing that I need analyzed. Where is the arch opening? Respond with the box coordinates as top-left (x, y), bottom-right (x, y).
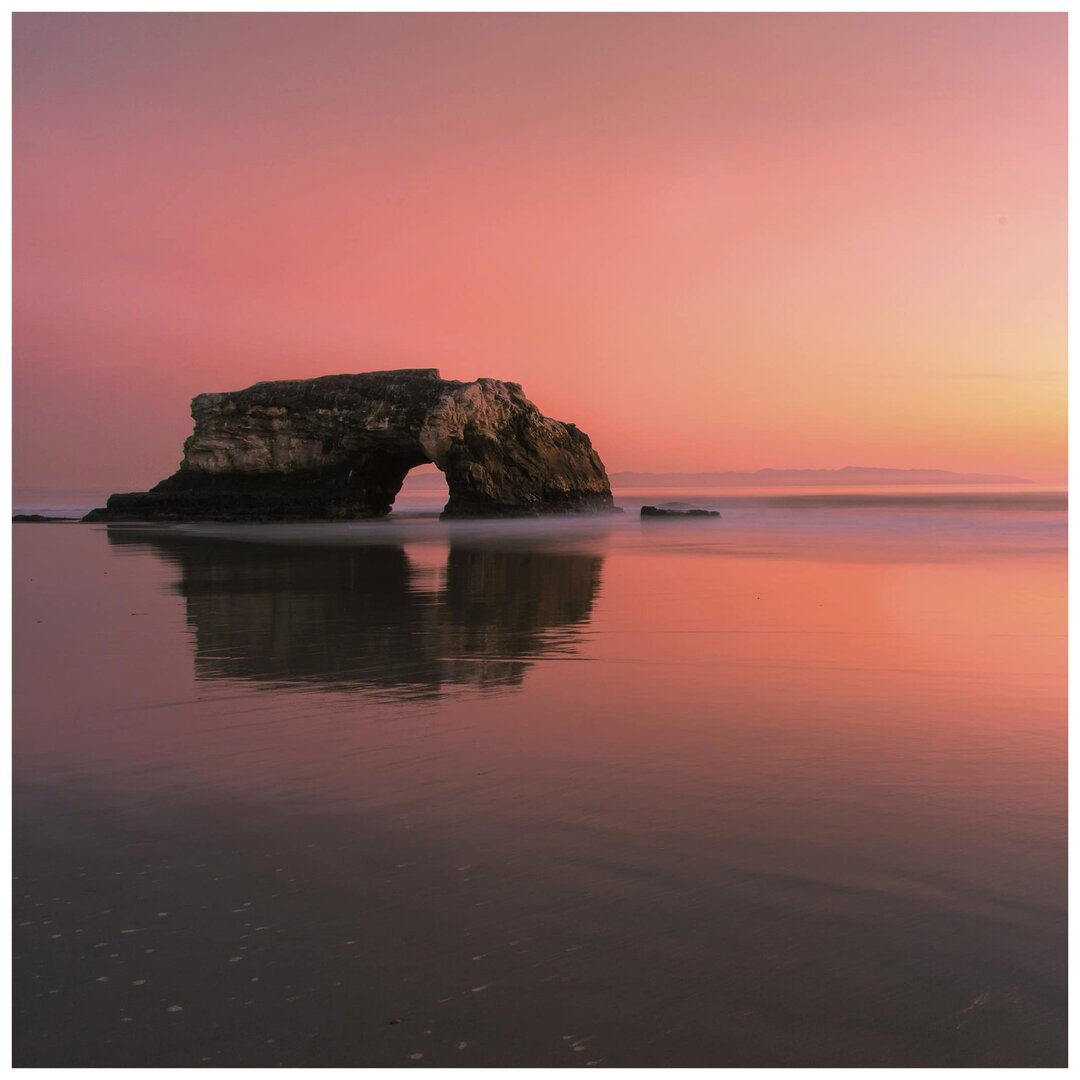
top-left (392, 461), bottom-right (451, 516)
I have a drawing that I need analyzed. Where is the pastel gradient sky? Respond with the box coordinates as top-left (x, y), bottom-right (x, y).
top-left (13, 13), bottom-right (1066, 497)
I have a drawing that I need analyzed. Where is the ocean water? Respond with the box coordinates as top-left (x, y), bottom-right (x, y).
top-left (12, 487), bottom-right (1066, 1066)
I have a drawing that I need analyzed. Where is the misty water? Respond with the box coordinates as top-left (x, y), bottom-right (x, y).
top-left (13, 486), bottom-right (1066, 1066)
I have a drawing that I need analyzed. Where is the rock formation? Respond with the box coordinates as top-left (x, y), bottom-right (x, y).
top-left (84, 370), bottom-right (615, 521)
top-left (640, 505), bottom-right (720, 518)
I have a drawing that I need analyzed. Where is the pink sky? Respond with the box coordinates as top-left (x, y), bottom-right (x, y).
top-left (13, 13), bottom-right (1066, 497)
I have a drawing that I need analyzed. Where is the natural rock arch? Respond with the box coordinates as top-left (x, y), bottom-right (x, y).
top-left (85, 370), bottom-right (615, 521)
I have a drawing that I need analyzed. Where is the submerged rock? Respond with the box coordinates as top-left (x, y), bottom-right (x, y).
top-left (640, 505), bottom-right (721, 519)
top-left (84, 370), bottom-right (616, 521)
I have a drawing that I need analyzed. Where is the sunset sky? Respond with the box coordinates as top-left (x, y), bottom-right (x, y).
top-left (13, 12), bottom-right (1066, 498)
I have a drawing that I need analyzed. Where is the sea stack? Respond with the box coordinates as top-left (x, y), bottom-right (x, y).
top-left (84, 370), bottom-right (616, 521)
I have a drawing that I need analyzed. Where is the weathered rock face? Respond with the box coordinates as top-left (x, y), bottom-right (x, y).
top-left (85, 370), bottom-right (615, 521)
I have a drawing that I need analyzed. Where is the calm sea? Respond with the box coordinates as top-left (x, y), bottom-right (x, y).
top-left (12, 486), bottom-right (1067, 1066)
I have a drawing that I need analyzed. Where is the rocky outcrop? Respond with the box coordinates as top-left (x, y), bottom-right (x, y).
top-left (12, 515), bottom-right (79, 523)
top-left (640, 506), bottom-right (720, 518)
top-left (84, 370), bottom-right (616, 521)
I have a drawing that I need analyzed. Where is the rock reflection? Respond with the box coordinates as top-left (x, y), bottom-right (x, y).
top-left (106, 529), bottom-right (603, 696)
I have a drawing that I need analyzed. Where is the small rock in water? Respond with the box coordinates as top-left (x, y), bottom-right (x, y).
top-left (640, 505), bottom-right (720, 519)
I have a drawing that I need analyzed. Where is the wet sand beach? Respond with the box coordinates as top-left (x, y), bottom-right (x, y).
top-left (13, 488), bottom-right (1066, 1066)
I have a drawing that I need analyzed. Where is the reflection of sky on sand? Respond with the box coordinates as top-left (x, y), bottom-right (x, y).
top-left (16, 498), bottom-right (1064, 823)
top-left (12, 490), bottom-right (1066, 1066)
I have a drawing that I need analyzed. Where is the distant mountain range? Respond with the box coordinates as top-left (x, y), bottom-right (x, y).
top-left (391, 464), bottom-right (1030, 492)
top-left (608, 467), bottom-right (1029, 487)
